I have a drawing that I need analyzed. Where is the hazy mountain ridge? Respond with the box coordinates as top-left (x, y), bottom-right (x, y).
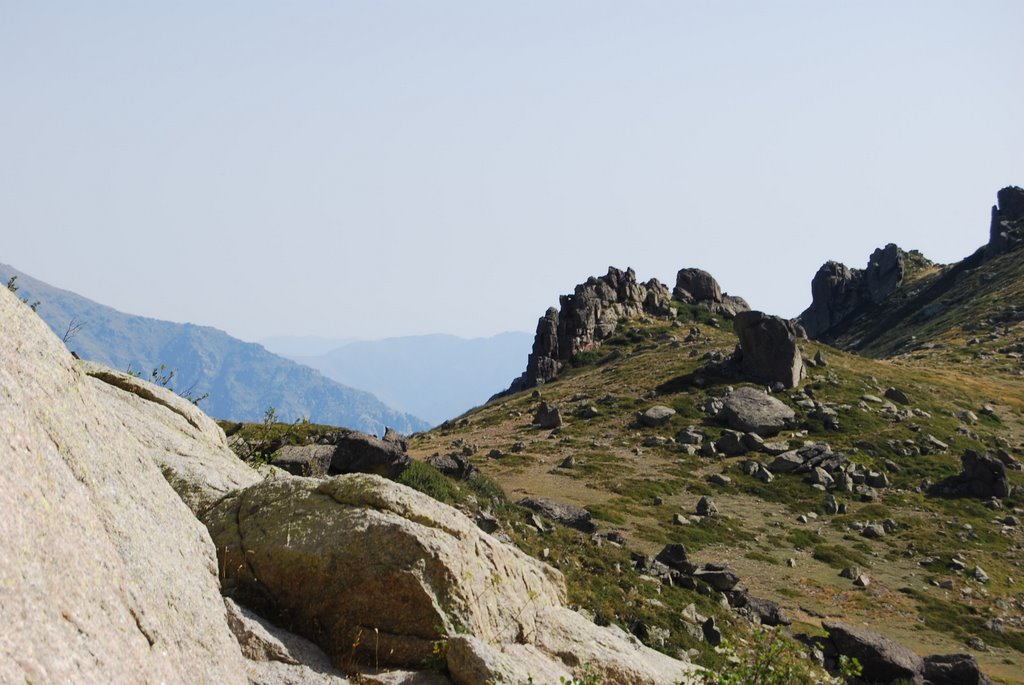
top-left (287, 332), bottom-right (533, 425)
top-left (0, 264), bottom-right (428, 435)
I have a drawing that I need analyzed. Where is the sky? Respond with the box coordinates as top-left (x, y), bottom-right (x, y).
top-left (2, 1), bottom-right (1022, 342)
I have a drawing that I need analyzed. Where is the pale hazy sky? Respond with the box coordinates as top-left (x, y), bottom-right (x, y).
top-left (3, 2), bottom-right (1021, 342)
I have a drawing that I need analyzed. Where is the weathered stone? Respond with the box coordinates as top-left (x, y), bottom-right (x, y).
top-left (518, 497), bottom-right (597, 533)
top-left (330, 432), bottom-right (412, 479)
top-left (693, 564), bottom-right (740, 592)
top-left (744, 597), bottom-right (790, 626)
top-left (986, 185), bottom-right (1024, 258)
top-left (426, 453), bottom-right (478, 480)
top-left (930, 450), bottom-right (1012, 499)
top-left (732, 312), bottom-right (805, 388)
top-left (718, 386), bottom-right (796, 436)
top-left (271, 444), bottom-right (335, 477)
top-left (922, 653), bottom-right (992, 685)
top-left (696, 496), bottom-right (718, 517)
top-left (885, 386), bottom-right (910, 405)
top-left (824, 621), bottom-right (923, 683)
top-left (0, 287), bottom-right (250, 684)
top-left (769, 450), bottom-right (804, 473)
top-left (702, 617), bottom-right (722, 647)
top-left (639, 405), bottom-right (677, 427)
top-left (533, 402), bottom-right (564, 429)
top-left (655, 544), bottom-right (692, 574)
top-left (715, 430), bottom-right (748, 456)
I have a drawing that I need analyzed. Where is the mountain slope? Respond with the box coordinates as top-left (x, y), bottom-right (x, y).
top-left (405, 247), bottom-right (1024, 682)
top-left (0, 264), bottom-right (429, 435)
top-left (798, 186), bottom-right (1024, 368)
top-left (289, 332), bottom-right (533, 425)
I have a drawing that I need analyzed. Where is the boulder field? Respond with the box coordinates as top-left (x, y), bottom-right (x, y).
top-left (0, 284), bottom-right (700, 684)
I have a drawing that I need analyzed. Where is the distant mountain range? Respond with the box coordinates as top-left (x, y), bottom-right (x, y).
top-left (0, 264), bottom-right (429, 435)
top-left (267, 332), bottom-right (533, 425)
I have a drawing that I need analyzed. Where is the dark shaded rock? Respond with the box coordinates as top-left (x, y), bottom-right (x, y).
top-left (986, 186), bottom-right (1024, 258)
top-left (576, 405), bottom-right (600, 419)
top-left (719, 386), bottom-right (795, 436)
top-left (930, 450), bottom-right (1012, 499)
top-left (922, 653), bottom-right (991, 685)
top-left (702, 617), bottom-right (721, 646)
top-left (865, 243), bottom-right (905, 305)
top-left (732, 311), bottom-right (805, 388)
top-left (824, 621), bottom-right (923, 683)
top-left (330, 432), bottom-right (411, 479)
top-left (654, 544), bottom-right (694, 574)
top-left (382, 426), bottom-right (410, 451)
top-left (715, 430), bottom-right (748, 456)
top-left (885, 386), bottom-right (910, 405)
top-left (517, 497), bottom-right (597, 533)
top-left (769, 450), bottom-right (804, 474)
top-left (270, 444), bottom-right (335, 477)
top-left (800, 261), bottom-right (862, 339)
top-left (426, 453), bottom-right (478, 480)
top-left (674, 268), bottom-right (722, 304)
top-left (533, 402), bottom-right (563, 429)
top-left (693, 563), bottom-right (740, 592)
top-left (745, 596), bottom-right (790, 626)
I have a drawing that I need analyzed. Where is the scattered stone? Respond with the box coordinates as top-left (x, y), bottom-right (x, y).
top-left (973, 566), bottom-right (989, 584)
top-left (708, 473), bottom-right (731, 486)
top-left (558, 455), bottom-right (576, 469)
top-left (768, 450), bottom-right (804, 473)
top-left (718, 386), bottom-right (796, 436)
top-left (696, 496), bottom-right (718, 517)
top-left (885, 387), bottom-right (910, 405)
top-left (693, 563), bottom-right (740, 592)
top-left (840, 566), bottom-right (861, 580)
top-left (930, 450), bottom-right (1012, 499)
top-left (715, 430), bottom-right (748, 456)
top-left (675, 427), bottom-right (704, 444)
top-left (533, 402), bottom-right (563, 429)
top-left (966, 637), bottom-right (987, 652)
top-left (330, 432), bottom-right (413, 479)
top-left (426, 453), bottom-right (478, 480)
top-left (270, 444), bottom-right (335, 477)
top-left (654, 544), bottom-right (692, 573)
top-left (517, 497), bottom-right (597, 533)
top-left (862, 524), bottom-right (886, 539)
top-left (639, 405), bottom-right (676, 428)
top-left (853, 574), bottom-right (871, 588)
top-left (745, 597), bottom-right (790, 626)
top-left (823, 494), bottom-right (839, 515)
top-left (921, 653), bottom-right (992, 685)
top-left (672, 514), bottom-right (689, 526)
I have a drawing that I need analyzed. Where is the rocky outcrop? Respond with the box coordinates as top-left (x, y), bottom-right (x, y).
top-left (0, 287), bottom-right (250, 683)
top-left (674, 268), bottom-right (750, 317)
top-left (508, 267), bottom-right (674, 391)
top-left (205, 474), bottom-right (696, 684)
top-left (505, 266), bottom-right (751, 393)
top-left (929, 450), bottom-right (1012, 499)
top-left (271, 444), bottom-right (336, 477)
top-left (799, 243), bottom-right (914, 340)
top-left (985, 185), bottom-right (1024, 258)
top-left (732, 311), bottom-right (805, 388)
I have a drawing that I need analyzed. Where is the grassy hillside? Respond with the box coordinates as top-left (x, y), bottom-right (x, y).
top-left (1, 264), bottom-right (429, 435)
top-left (407, 302), bottom-right (1024, 683)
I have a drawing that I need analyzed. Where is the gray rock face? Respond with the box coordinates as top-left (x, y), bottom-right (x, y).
top-left (986, 185), bottom-right (1024, 258)
top-left (518, 497), bottom-right (597, 533)
top-left (732, 311), bottom-right (805, 388)
top-left (798, 243), bottom-right (913, 340)
top-left (922, 653), bottom-right (992, 685)
top-left (719, 386), bottom-right (796, 436)
top-left (271, 444), bottom-right (336, 477)
top-left (693, 564), bottom-right (740, 592)
top-left (331, 432), bottom-right (412, 479)
top-left (930, 450), bottom-right (1012, 499)
top-left (674, 268), bottom-right (722, 303)
top-left (0, 287), bottom-right (250, 684)
top-left (824, 621), bottom-right (923, 683)
top-left (744, 597), bottom-right (790, 627)
top-left (426, 453), bottom-right (478, 480)
top-left (507, 267), bottom-right (677, 392)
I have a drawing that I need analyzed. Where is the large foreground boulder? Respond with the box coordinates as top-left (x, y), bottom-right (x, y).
top-left (205, 474), bottom-right (698, 684)
top-left (732, 311), bottom-right (805, 388)
top-left (0, 287), bottom-right (250, 684)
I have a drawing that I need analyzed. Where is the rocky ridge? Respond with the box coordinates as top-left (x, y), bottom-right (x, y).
top-left (506, 266), bottom-right (749, 393)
